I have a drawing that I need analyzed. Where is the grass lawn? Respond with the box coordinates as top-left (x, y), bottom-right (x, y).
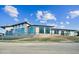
top-left (0, 36), bottom-right (79, 43)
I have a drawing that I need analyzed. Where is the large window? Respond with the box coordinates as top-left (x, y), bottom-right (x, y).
top-left (45, 27), bottom-right (50, 34)
top-left (77, 32), bottom-right (79, 36)
top-left (61, 31), bottom-right (64, 35)
top-left (39, 27), bottom-right (44, 33)
top-left (54, 30), bottom-right (59, 34)
top-left (28, 26), bottom-right (35, 34)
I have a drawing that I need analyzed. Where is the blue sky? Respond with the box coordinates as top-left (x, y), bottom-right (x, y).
top-left (0, 5), bottom-right (79, 31)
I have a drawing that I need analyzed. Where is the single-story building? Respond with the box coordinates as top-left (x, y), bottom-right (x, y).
top-left (0, 21), bottom-right (78, 36)
top-left (0, 33), bottom-right (4, 36)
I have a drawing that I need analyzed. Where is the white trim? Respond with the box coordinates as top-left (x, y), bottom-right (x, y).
top-left (44, 27), bottom-right (46, 34)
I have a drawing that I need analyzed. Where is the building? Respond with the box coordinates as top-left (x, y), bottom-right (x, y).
top-left (0, 33), bottom-right (4, 36)
top-left (0, 21), bottom-right (78, 36)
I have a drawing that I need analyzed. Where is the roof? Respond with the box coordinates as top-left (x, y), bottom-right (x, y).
top-left (0, 21), bottom-right (31, 28)
top-left (0, 21), bottom-right (54, 28)
top-left (0, 21), bottom-right (78, 31)
top-left (31, 25), bottom-right (54, 27)
top-left (51, 28), bottom-right (78, 31)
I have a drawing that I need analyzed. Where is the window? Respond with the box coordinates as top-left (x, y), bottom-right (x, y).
top-left (61, 31), bottom-right (64, 35)
top-left (77, 32), bottom-right (79, 36)
top-left (14, 28), bottom-right (25, 35)
top-left (54, 30), bottom-right (59, 34)
top-left (45, 27), bottom-right (50, 34)
top-left (28, 26), bottom-right (35, 34)
top-left (39, 27), bottom-right (44, 33)
top-left (6, 29), bottom-right (13, 35)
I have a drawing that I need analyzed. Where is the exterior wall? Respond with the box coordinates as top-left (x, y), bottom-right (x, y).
top-left (45, 27), bottom-right (51, 34)
top-left (28, 26), bottom-right (52, 35)
top-left (35, 27), bottom-right (39, 34)
top-left (3, 23), bottom-right (78, 36)
top-left (5, 23), bottom-right (30, 36)
top-left (77, 31), bottom-right (79, 36)
top-left (69, 31), bottom-right (77, 36)
top-left (12, 25), bottom-right (26, 35)
top-left (24, 24), bottom-right (29, 33)
top-left (51, 29), bottom-right (60, 35)
top-left (38, 26), bottom-right (52, 35)
top-left (59, 30), bottom-right (61, 35)
top-left (28, 26), bottom-right (36, 34)
top-left (0, 33), bottom-right (4, 36)
top-left (51, 29), bottom-right (77, 36)
top-left (5, 27), bottom-right (13, 31)
top-left (5, 27), bottom-right (14, 35)
top-left (68, 31), bottom-right (73, 36)
top-left (51, 30), bottom-right (54, 34)
top-left (13, 28), bottom-right (26, 35)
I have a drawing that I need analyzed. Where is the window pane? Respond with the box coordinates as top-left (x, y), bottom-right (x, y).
top-left (54, 30), bottom-right (59, 34)
top-left (61, 31), bottom-right (64, 35)
top-left (28, 26), bottom-right (35, 34)
top-left (39, 27), bottom-right (44, 33)
top-left (45, 27), bottom-right (50, 34)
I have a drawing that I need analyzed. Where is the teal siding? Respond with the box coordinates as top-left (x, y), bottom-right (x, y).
top-left (6, 29), bottom-right (13, 35)
top-left (5, 24), bottom-right (77, 36)
top-left (28, 26), bottom-right (35, 34)
top-left (13, 28), bottom-right (26, 35)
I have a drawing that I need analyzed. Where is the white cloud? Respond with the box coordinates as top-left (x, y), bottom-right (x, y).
top-left (3, 5), bottom-right (19, 22)
top-left (36, 11), bottom-right (43, 20)
top-left (3, 5), bottom-right (19, 18)
top-left (67, 10), bottom-right (79, 19)
top-left (36, 10), bottom-right (56, 20)
top-left (60, 22), bottom-right (64, 25)
top-left (44, 12), bottom-right (56, 20)
top-left (66, 21), bottom-right (70, 24)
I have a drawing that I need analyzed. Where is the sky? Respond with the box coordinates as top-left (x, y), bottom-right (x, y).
top-left (0, 5), bottom-right (79, 33)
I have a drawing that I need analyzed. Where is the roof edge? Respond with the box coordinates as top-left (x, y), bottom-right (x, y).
top-left (0, 21), bottom-right (31, 28)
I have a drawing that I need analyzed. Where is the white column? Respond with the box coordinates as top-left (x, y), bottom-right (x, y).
top-left (52, 30), bottom-right (54, 35)
top-left (74, 31), bottom-right (77, 36)
top-left (44, 27), bottom-right (46, 34)
top-left (70, 31), bottom-right (75, 36)
top-left (36, 27), bottom-right (39, 35)
top-left (25, 27), bottom-right (28, 34)
top-left (59, 30), bottom-right (61, 35)
top-left (50, 28), bottom-right (51, 35)
top-left (63, 31), bottom-right (65, 35)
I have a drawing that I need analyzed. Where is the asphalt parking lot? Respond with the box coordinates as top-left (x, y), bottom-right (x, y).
top-left (0, 42), bottom-right (79, 54)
